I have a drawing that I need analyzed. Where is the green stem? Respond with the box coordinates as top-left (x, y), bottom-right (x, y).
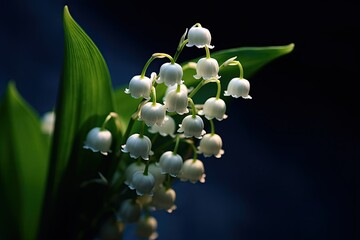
top-left (235, 61), bottom-right (244, 79)
top-left (141, 56), bottom-right (156, 78)
top-left (121, 116), bottom-right (136, 146)
top-left (143, 159), bottom-right (150, 175)
top-left (190, 141), bottom-right (198, 162)
top-left (216, 79), bottom-right (221, 100)
top-left (188, 79), bottom-right (206, 98)
top-left (100, 112), bottom-right (121, 131)
top-left (151, 132), bottom-right (159, 145)
top-left (164, 174), bottom-right (172, 190)
top-left (174, 39), bottom-right (189, 62)
top-left (209, 119), bottom-right (215, 136)
top-left (151, 86), bottom-right (157, 105)
top-left (152, 53), bottom-right (175, 64)
top-left (188, 97), bottom-right (197, 117)
top-left (172, 135), bottom-right (180, 155)
top-left (205, 46), bottom-right (211, 59)
top-left (139, 121), bottom-right (145, 138)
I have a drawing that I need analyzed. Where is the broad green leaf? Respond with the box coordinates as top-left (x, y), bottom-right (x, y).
top-left (114, 44), bottom-right (294, 127)
top-left (39, 6), bottom-right (122, 239)
top-left (0, 82), bottom-right (49, 240)
top-left (46, 6), bottom-right (117, 195)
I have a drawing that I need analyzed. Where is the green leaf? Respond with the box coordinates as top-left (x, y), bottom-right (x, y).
top-left (181, 43), bottom-right (295, 103)
top-left (114, 44), bottom-right (294, 127)
top-left (46, 5), bottom-right (117, 195)
top-left (0, 82), bottom-right (49, 240)
top-left (39, 6), bottom-right (122, 239)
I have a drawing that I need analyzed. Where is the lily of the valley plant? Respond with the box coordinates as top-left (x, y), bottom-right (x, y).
top-left (0, 5), bottom-right (294, 240)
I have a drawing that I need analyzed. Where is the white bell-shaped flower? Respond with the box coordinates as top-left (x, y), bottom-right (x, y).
top-left (148, 163), bottom-right (166, 189)
top-left (224, 77), bottom-right (252, 99)
top-left (41, 110), bottom-right (55, 135)
top-left (194, 57), bottom-right (219, 80)
top-left (118, 199), bottom-right (142, 223)
top-left (125, 75), bottom-right (152, 99)
top-left (135, 216), bottom-right (158, 240)
top-left (83, 127), bottom-right (112, 155)
top-left (199, 97), bottom-right (228, 121)
top-left (121, 134), bottom-right (154, 160)
top-left (164, 83), bottom-right (190, 100)
top-left (159, 151), bottom-right (183, 177)
top-left (130, 171), bottom-right (155, 196)
top-left (148, 115), bottom-right (176, 137)
top-left (186, 25), bottom-right (214, 49)
top-left (164, 86), bottom-right (189, 115)
top-left (150, 187), bottom-right (177, 213)
top-left (157, 62), bottom-right (183, 87)
top-left (179, 159), bottom-right (206, 183)
top-left (124, 162), bottom-right (146, 187)
top-left (198, 133), bottom-right (224, 158)
top-left (140, 102), bottom-right (166, 127)
top-left (177, 115), bottom-right (206, 139)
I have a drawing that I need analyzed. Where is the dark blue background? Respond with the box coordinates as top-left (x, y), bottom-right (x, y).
top-left (1, 1), bottom-right (359, 240)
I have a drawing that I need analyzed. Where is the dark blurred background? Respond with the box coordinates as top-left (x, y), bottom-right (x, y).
top-left (1, 0), bottom-right (359, 240)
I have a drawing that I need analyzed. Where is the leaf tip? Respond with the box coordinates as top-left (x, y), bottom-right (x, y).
top-left (63, 5), bottom-right (72, 21)
top-left (6, 80), bottom-right (17, 96)
top-left (286, 43), bottom-right (295, 53)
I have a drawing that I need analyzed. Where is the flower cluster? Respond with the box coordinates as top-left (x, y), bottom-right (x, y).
top-left (83, 23), bottom-right (252, 239)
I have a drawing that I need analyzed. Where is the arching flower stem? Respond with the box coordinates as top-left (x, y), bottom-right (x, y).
top-left (215, 79), bottom-right (221, 100)
top-left (172, 135), bottom-right (180, 155)
top-left (188, 79), bottom-right (205, 98)
top-left (174, 39), bottom-right (189, 62)
top-left (229, 60), bottom-right (244, 79)
top-left (205, 45), bottom-right (211, 59)
top-left (190, 141), bottom-right (198, 163)
top-left (141, 56), bottom-right (156, 78)
top-left (152, 53), bottom-right (175, 64)
top-left (100, 112), bottom-right (122, 132)
top-left (151, 86), bottom-right (157, 105)
top-left (188, 97), bottom-right (197, 117)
